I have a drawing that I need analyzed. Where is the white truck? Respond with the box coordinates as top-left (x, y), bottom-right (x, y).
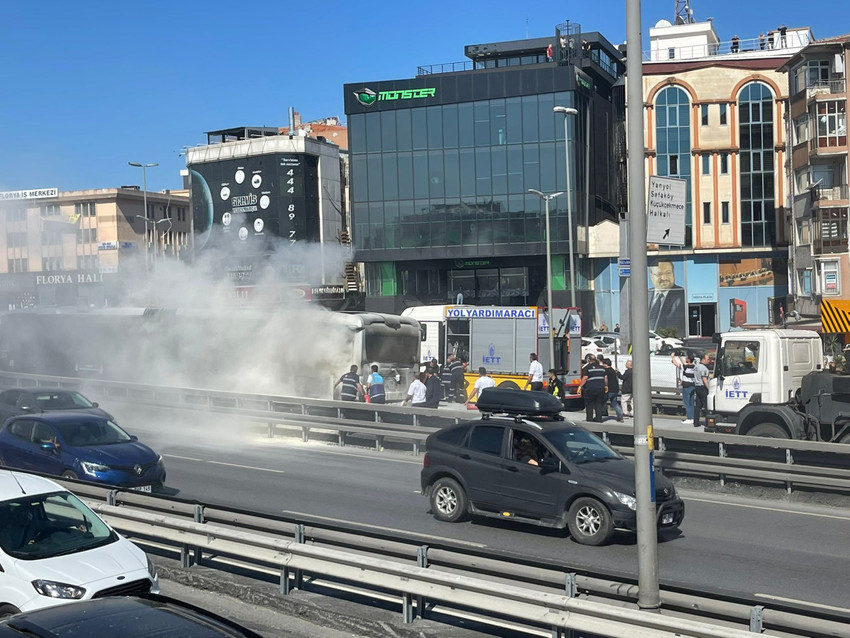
top-left (705, 329), bottom-right (850, 443)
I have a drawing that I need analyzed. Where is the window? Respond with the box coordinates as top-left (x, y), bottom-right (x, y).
top-left (814, 208), bottom-right (848, 254)
top-left (799, 269), bottom-right (812, 295)
top-left (7, 232), bottom-right (27, 248)
top-left (76, 228), bottom-right (97, 243)
top-left (701, 155), bottom-right (710, 175)
top-left (738, 82), bottom-right (775, 247)
top-left (467, 425), bottom-right (504, 456)
top-left (75, 202), bottom-right (96, 217)
top-left (722, 201), bottom-right (730, 224)
top-left (5, 207), bottom-right (26, 223)
top-left (719, 104), bottom-right (728, 125)
top-left (815, 101), bottom-right (847, 148)
top-left (76, 254), bottom-right (98, 270)
top-left (807, 60), bottom-right (831, 88)
top-left (654, 86), bottom-right (692, 247)
top-left (702, 202), bottom-right (711, 224)
top-left (669, 155), bottom-right (679, 175)
top-left (822, 260), bottom-right (841, 295)
top-left (668, 48), bottom-right (675, 60)
top-left (7, 258), bottom-right (28, 273)
top-left (42, 256), bottom-right (63, 271)
top-left (701, 104), bottom-right (709, 126)
top-left (720, 153), bottom-right (729, 174)
top-left (40, 204), bottom-right (59, 218)
top-left (720, 340), bottom-right (760, 376)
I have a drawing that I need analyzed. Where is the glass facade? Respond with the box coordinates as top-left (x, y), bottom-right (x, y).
top-left (738, 82), bottom-right (775, 247)
top-left (654, 86), bottom-right (692, 247)
top-left (350, 92), bottom-right (580, 256)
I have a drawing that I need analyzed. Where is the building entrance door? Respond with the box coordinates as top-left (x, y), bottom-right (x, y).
top-left (688, 304), bottom-right (716, 337)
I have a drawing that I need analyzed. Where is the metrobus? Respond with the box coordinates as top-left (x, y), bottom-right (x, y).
top-left (0, 307), bottom-right (421, 403)
top-left (401, 305), bottom-right (583, 403)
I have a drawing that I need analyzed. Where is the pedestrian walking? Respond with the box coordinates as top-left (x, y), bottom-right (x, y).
top-left (524, 353), bottom-right (544, 392)
top-left (693, 356), bottom-right (710, 428)
top-left (366, 364), bottom-right (386, 404)
top-left (423, 369), bottom-right (443, 408)
top-left (580, 354), bottom-right (607, 422)
top-left (334, 364), bottom-right (364, 402)
top-left (466, 366), bottom-right (496, 405)
top-left (402, 371), bottom-right (427, 407)
top-left (673, 354), bottom-right (696, 424)
top-left (601, 358), bottom-right (623, 422)
top-left (618, 360), bottom-right (633, 418)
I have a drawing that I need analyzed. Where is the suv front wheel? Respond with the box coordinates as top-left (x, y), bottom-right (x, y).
top-left (430, 477), bottom-right (468, 522)
top-left (567, 497), bottom-right (614, 545)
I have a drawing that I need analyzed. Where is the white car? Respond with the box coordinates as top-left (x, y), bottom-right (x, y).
top-left (581, 338), bottom-right (614, 359)
top-left (0, 470), bottom-right (157, 618)
top-left (649, 331), bottom-right (684, 353)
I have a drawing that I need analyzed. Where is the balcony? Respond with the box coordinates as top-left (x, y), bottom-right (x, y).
top-left (814, 184), bottom-right (849, 205)
top-left (807, 78), bottom-right (847, 99)
top-left (813, 208), bottom-right (849, 255)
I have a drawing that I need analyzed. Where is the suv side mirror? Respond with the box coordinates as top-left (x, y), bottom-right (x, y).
top-left (539, 457), bottom-right (560, 474)
top-left (92, 402), bottom-right (99, 408)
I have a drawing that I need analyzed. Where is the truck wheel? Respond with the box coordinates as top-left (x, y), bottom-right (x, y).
top-left (0, 604), bottom-right (20, 620)
top-left (567, 497), bottom-right (614, 546)
top-left (429, 478), bottom-right (468, 523)
top-left (498, 381), bottom-right (521, 390)
top-left (748, 422), bottom-right (789, 438)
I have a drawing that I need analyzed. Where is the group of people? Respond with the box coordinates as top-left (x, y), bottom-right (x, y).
top-left (671, 351), bottom-right (711, 427)
top-left (578, 354), bottom-right (632, 423)
top-left (334, 364), bottom-right (386, 404)
top-left (403, 354), bottom-right (470, 408)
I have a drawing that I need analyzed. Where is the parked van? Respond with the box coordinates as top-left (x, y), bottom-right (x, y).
top-left (0, 470), bottom-right (157, 618)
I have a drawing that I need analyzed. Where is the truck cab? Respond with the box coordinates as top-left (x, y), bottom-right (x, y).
top-left (707, 329), bottom-right (822, 437)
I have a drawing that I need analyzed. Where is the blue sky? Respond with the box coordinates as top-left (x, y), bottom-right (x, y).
top-left (0, 0), bottom-right (842, 194)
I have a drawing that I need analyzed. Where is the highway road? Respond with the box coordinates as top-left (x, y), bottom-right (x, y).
top-left (116, 403), bottom-right (850, 614)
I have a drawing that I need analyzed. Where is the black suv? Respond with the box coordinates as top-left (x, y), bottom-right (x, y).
top-left (420, 388), bottom-right (684, 545)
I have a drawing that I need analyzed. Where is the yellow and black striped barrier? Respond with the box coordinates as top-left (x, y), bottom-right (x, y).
top-left (820, 299), bottom-right (850, 334)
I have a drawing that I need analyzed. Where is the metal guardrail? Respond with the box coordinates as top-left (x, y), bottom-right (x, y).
top-left (62, 481), bottom-right (848, 638)
top-left (6, 372), bottom-right (850, 495)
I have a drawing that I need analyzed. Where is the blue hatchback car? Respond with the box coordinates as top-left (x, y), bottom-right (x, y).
top-left (0, 412), bottom-right (165, 491)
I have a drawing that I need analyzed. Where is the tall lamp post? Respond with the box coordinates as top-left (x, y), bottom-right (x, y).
top-left (135, 216), bottom-right (171, 267)
top-left (128, 161), bottom-right (158, 270)
top-left (528, 189), bottom-right (564, 372)
top-left (553, 106), bottom-right (579, 309)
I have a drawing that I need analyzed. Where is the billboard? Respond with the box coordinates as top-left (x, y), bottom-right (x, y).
top-left (190, 153), bottom-right (319, 255)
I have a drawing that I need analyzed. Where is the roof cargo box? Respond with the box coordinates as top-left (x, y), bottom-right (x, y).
top-left (476, 388), bottom-right (564, 417)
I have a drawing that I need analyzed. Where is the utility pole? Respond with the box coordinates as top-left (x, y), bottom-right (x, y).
top-left (626, 0), bottom-right (660, 610)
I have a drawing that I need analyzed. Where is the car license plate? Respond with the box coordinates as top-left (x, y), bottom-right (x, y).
top-left (130, 485), bottom-right (152, 493)
top-left (662, 513), bottom-right (674, 525)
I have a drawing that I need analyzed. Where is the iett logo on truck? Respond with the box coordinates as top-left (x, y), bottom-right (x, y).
top-left (483, 344), bottom-right (501, 365)
top-left (724, 377), bottom-right (749, 399)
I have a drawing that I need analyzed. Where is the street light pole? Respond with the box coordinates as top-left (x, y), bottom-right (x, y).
top-left (128, 161), bottom-right (158, 270)
top-left (553, 106), bottom-right (579, 310)
top-left (528, 189), bottom-right (564, 373)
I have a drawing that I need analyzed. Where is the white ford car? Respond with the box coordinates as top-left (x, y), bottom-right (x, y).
top-left (0, 470), bottom-right (157, 618)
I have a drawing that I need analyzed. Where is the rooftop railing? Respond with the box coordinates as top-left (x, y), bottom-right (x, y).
top-left (644, 31), bottom-right (810, 62)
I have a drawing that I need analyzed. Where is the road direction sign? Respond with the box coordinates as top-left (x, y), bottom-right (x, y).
top-left (647, 175), bottom-right (687, 245)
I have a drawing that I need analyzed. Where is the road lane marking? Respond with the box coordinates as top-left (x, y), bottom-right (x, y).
top-left (209, 460), bottom-right (285, 473)
top-left (754, 594), bottom-right (850, 613)
top-left (282, 509), bottom-right (488, 548)
top-left (256, 442), bottom-right (423, 465)
top-left (683, 496), bottom-right (850, 520)
top-left (165, 455), bottom-right (284, 474)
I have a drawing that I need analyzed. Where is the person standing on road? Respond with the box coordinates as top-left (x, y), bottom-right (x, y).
top-left (466, 366), bottom-right (496, 405)
top-left (366, 364), bottom-right (386, 404)
top-left (442, 354), bottom-right (458, 402)
top-left (451, 359), bottom-right (468, 404)
top-left (618, 360), bottom-right (633, 418)
top-left (524, 353), bottom-right (544, 391)
top-left (693, 356), bottom-right (710, 428)
top-left (601, 358), bottom-right (623, 422)
top-left (547, 369), bottom-right (566, 408)
top-left (334, 364), bottom-right (364, 402)
top-left (580, 354), bottom-right (607, 422)
top-left (402, 371), bottom-right (427, 407)
top-left (423, 369), bottom-right (443, 408)
top-left (672, 351), bottom-right (695, 424)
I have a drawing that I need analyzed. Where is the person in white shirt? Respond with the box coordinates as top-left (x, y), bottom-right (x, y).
top-left (524, 353), bottom-right (544, 391)
top-left (402, 372), bottom-right (427, 407)
top-left (466, 367), bottom-right (496, 405)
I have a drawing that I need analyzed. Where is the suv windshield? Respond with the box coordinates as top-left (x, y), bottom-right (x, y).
top-left (34, 391), bottom-right (95, 409)
top-left (544, 428), bottom-right (622, 464)
top-left (0, 491), bottom-right (116, 560)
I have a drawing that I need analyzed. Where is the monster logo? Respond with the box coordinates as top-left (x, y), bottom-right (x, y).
top-left (353, 88), bottom-right (377, 107)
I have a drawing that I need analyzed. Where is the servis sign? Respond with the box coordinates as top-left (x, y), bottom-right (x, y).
top-left (353, 87), bottom-right (436, 107)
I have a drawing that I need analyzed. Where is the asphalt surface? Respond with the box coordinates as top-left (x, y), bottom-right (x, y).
top-left (112, 402), bottom-right (850, 616)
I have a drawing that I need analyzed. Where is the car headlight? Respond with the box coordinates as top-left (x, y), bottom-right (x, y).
top-left (80, 460), bottom-right (110, 475)
top-left (613, 490), bottom-right (637, 511)
top-left (32, 579), bottom-right (86, 599)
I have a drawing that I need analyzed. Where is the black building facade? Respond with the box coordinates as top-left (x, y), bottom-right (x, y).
top-left (344, 26), bottom-right (625, 313)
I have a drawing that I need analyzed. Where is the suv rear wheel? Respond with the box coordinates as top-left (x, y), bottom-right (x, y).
top-left (430, 477), bottom-right (468, 522)
top-left (568, 497), bottom-right (614, 545)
